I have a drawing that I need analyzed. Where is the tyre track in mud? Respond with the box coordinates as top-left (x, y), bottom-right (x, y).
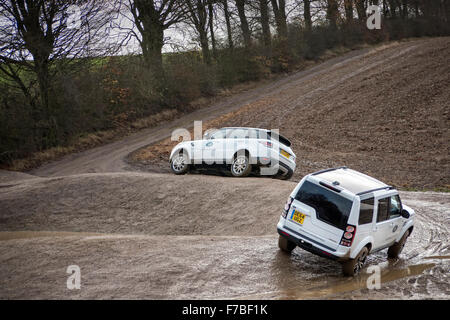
top-left (1, 38), bottom-right (448, 300)
top-left (0, 173), bottom-right (448, 299)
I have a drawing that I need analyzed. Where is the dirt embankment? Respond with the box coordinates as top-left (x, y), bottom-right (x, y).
top-left (132, 38), bottom-right (450, 190)
top-left (0, 173), bottom-right (448, 299)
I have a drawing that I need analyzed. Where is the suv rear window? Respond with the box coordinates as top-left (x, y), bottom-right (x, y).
top-left (295, 180), bottom-right (353, 230)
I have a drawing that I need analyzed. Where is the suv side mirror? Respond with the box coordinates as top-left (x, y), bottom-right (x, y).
top-left (203, 132), bottom-right (211, 140)
top-left (401, 209), bottom-right (410, 219)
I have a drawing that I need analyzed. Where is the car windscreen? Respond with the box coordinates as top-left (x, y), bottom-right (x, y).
top-left (294, 180), bottom-right (353, 230)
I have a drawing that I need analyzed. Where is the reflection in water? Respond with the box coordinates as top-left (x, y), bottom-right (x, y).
top-left (241, 254), bottom-right (436, 300)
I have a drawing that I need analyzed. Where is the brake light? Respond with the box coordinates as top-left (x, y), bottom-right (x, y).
top-left (346, 226), bottom-right (355, 233)
top-left (259, 141), bottom-right (273, 148)
top-left (282, 197), bottom-right (293, 218)
top-left (340, 224), bottom-right (356, 247)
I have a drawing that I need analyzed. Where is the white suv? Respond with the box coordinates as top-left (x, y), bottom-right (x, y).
top-left (277, 167), bottom-right (414, 276)
top-left (169, 127), bottom-right (296, 179)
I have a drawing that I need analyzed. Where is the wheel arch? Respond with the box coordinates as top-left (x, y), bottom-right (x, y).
top-left (170, 147), bottom-right (191, 163)
top-left (230, 149), bottom-right (251, 163)
top-left (350, 236), bottom-right (374, 259)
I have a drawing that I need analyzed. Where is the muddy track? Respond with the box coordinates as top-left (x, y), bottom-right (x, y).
top-left (1, 39), bottom-right (448, 299)
top-left (29, 46), bottom-right (376, 178)
top-left (0, 173), bottom-right (448, 299)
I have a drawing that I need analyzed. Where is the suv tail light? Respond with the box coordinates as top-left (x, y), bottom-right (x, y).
top-left (340, 224), bottom-right (356, 247)
top-left (282, 197), bottom-right (293, 218)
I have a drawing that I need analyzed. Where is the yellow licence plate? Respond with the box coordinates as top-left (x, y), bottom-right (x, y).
top-left (280, 150), bottom-right (290, 159)
top-left (291, 210), bottom-right (306, 225)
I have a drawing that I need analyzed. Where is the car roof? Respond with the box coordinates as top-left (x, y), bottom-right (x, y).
top-left (309, 167), bottom-right (391, 196)
top-left (220, 127), bottom-right (269, 132)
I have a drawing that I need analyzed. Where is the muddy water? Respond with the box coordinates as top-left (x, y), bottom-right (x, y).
top-left (0, 176), bottom-right (448, 299)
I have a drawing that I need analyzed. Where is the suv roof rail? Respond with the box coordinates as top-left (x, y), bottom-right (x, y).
top-left (311, 166), bottom-right (348, 176)
top-left (356, 186), bottom-right (394, 196)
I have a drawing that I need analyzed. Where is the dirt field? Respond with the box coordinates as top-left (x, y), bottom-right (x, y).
top-left (1, 37), bottom-right (449, 300)
top-left (0, 172), bottom-right (448, 299)
top-left (131, 38), bottom-right (450, 191)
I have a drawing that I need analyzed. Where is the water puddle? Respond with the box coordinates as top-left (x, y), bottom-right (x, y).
top-left (239, 263), bottom-right (436, 299)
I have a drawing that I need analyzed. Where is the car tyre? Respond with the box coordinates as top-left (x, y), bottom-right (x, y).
top-left (230, 154), bottom-right (252, 177)
top-left (279, 170), bottom-right (294, 180)
top-left (342, 247), bottom-right (369, 276)
top-left (278, 235), bottom-right (296, 253)
top-left (170, 151), bottom-right (190, 175)
top-left (387, 231), bottom-right (409, 259)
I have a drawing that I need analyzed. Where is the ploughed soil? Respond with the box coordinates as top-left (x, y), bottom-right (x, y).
top-left (130, 37), bottom-right (450, 191)
top-left (0, 172), bottom-right (448, 299)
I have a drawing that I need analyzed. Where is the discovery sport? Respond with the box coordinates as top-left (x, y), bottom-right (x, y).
top-left (277, 167), bottom-right (415, 276)
top-left (169, 127), bottom-right (296, 179)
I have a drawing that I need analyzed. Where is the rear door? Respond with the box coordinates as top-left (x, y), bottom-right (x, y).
top-left (373, 197), bottom-right (391, 250)
top-left (355, 197), bottom-right (376, 244)
top-left (373, 195), bottom-right (403, 250)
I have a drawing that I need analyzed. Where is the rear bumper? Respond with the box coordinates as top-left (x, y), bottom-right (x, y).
top-left (257, 155), bottom-right (296, 176)
top-left (277, 223), bottom-right (350, 262)
top-left (277, 228), bottom-right (340, 261)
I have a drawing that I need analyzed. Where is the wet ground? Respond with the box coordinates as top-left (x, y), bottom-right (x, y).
top-left (1, 38), bottom-right (448, 299)
top-left (0, 172), bottom-right (448, 299)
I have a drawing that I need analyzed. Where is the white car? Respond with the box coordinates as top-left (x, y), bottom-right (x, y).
top-left (277, 167), bottom-right (414, 276)
top-left (169, 127), bottom-right (296, 179)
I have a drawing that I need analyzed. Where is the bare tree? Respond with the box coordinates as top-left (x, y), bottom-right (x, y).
top-left (185, 0), bottom-right (212, 64)
top-left (0, 0), bottom-right (117, 119)
top-left (355, 0), bottom-right (367, 20)
top-left (235, 0), bottom-right (252, 47)
top-left (207, 0), bottom-right (217, 58)
top-left (303, 0), bottom-right (312, 30)
top-left (271, 0), bottom-right (288, 39)
top-left (118, 0), bottom-right (186, 79)
top-left (220, 0), bottom-right (234, 49)
top-left (259, 0), bottom-right (272, 48)
top-left (344, 0), bottom-right (353, 23)
top-left (326, 0), bottom-right (339, 29)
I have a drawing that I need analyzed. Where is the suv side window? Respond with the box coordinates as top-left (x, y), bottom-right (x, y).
top-left (227, 129), bottom-right (248, 139)
top-left (377, 197), bottom-right (389, 222)
top-left (210, 129), bottom-right (226, 140)
top-left (389, 195), bottom-right (402, 219)
top-left (359, 197), bottom-right (374, 225)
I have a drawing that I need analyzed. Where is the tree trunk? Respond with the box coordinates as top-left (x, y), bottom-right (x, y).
top-left (208, 0), bottom-right (217, 59)
top-left (259, 0), bottom-right (271, 48)
top-left (196, 1), bottom-right (211, 64)
top-left (271, 0), bottom-right (288, 39)
top-left (401, 0), bottom-right (408, 19)
top-left (356, 0), bottom-right (367, 20)
top-left (133, 1), bottom-right (166, 79)
top-left (326, 0), bottom-right (339, 29)
top-left (344, 0), bottom-right (353, 23)
top-left (141, 23), bottom-right (165, 79)
top-left (222, 0), bottom-right (234, 49)
top-left (304, 0), bottom-right (312, 30)
top-left (199, 30), bottom-right (211, 64)
top-left (35, 59), bottom-right (50, 116)
top-left (235, 0), bottom-right (252, 47)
